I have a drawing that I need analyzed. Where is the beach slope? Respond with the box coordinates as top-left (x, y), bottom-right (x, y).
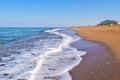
top-left (71, 26), bottom-right (120, 62)
top-left (70, 25), bottom-right (120, 80)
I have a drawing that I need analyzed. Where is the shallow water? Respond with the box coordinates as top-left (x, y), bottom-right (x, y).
top-left (0, 28), bottom-right (86, 80)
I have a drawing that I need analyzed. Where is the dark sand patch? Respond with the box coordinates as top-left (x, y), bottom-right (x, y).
top-left (70, 39), bottom-right (120, 80)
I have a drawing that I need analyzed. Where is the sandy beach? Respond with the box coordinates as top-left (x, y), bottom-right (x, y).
top-left (70, 25), bottom-right (120, 80)
top-left (71, 25), bottom-right (120, 62)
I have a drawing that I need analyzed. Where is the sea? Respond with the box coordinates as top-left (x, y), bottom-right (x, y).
top-left (0, 27), bottom-right (86, 80)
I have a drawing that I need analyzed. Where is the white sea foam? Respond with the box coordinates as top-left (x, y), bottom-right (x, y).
top-left (0, 28), bottom-right (86, 80)
top-left (29, 29), bottom-right (86, 80)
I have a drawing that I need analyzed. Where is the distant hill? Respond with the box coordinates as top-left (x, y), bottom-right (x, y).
top-left (97, 20), bottom-right (118, 25)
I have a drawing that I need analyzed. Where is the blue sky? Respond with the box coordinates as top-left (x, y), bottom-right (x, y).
top-left (0, 0), bottom-right (120, 27)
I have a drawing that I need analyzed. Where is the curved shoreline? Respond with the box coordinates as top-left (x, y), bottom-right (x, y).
top-left (70, 27), bottom-right (120, 80)
top-left (70, 26), bottom-right (120, 62)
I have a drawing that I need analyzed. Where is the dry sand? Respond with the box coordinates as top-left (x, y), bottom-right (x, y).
top-left (71, 25), bottom-right (120, 62)
top-left (70, 25), bottom-right (120, 80)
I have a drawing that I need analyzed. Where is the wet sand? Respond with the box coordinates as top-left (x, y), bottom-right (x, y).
top-left (70, 39), bottom-right (120, 80)
top-left (70, 26), bottom-right (120, 80)
top-left (71, 26), bottom-right (120, 62)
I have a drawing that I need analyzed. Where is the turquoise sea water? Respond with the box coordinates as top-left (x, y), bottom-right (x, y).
top-left (0, 27), bottom-right (53, 45)
top-left (0, 27), bottom-right (86, 80)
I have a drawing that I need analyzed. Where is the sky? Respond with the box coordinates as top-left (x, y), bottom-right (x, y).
top-left (0, 0), bottom-right (120, 27)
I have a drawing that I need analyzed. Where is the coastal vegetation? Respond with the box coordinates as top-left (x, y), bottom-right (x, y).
top-left (97, 20), bottom-right (120, 26)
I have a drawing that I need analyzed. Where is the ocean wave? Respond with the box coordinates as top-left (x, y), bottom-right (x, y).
top-left (29, 29), bottom-right (86, 80)
top-left (0, 28), bottom-right (86, 80)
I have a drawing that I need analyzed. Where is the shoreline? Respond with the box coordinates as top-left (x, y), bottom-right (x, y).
top-left (69, 26), bottom-right (120, 80)
top-left (70, 26), bottom-right (120, 62)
